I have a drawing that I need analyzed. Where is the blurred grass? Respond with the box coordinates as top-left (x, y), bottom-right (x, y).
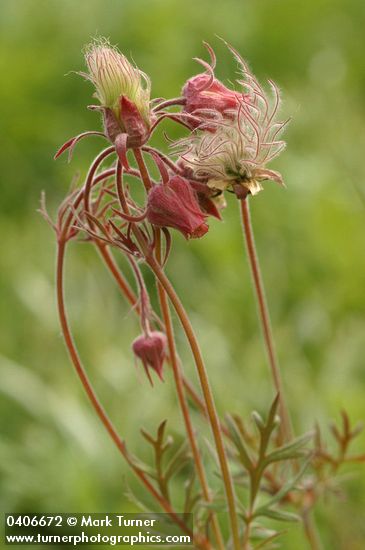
top-left (1, 0), bottom-right (365, 548)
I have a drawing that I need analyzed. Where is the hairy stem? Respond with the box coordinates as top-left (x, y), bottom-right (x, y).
top-left (56, 239), bottom-right (208, 549)
top-left (153, 97), bottom-right (186, 112)
top-left (240, 198), bottom-right (293, 443)
top-left (145, 255), bottom-right (241, 550)
top-left (155, 230), bottom-right (224, 550)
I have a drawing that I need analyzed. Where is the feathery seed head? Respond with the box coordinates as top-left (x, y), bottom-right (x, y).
top-left (177, 43), bottom-right (288, 197)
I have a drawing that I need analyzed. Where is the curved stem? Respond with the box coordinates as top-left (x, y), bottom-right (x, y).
top-left (145, 255), bottom-right (241, 550)
top-left (56, 239), bottom-right (207, 548)
top-left (83, 147), bottom-right (116, 216)
top-left (153, 97), bottom-right (186, 112)
top-left (155, 231), bottom-right (224, 550)
top-left (97, 243), bottom-right (231, 439)
top-left (142, 146), bottom-right (181, 175)
top-left (240, 198), bottom-right (293, 443)
top-left (133, 148), bottom-right (152, 191)
top-left (60, 147), bottom-right (115, 242)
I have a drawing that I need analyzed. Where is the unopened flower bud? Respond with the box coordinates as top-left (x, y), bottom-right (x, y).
top-left (84, 39), bottom-right (151, 147)
top-left (132, 331), bottom-right (167, 384)
top-left (146, 176), bottom-right (209, 239)
top-left (182, 73), bottom-right (246, 129)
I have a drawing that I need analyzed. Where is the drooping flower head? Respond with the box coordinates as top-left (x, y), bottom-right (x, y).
top-left (132, 331), bottom-right (167, 385)
top-left (82, 38), bottom-right (152, 146)
top-left (146, 176), bottom-right (209, 239)
top-left (182, 73), bottom-right (243, 129)
top-left (178, 44), bottom-right (289, 198)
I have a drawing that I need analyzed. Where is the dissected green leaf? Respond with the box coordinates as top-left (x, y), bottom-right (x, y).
top-left (226, 414), bottom-right (254, 472)
top-left (250, 526), bottom-right (280, 541)
top-left (164, 442), bottom-right (190, 481)
top-left (124, 479), bottom-right (152, 513)
top-left (266, 394), bottom-right (280, 434)
top-left (184, 474), bottom-right (201, 515)
top-left (350, 421), bottom-right (364, 439)
top-left (255, 395), bottom-right (280, 458)
top-left (254, 529), bottom-right (287, 549)
top-left (124, 450), bottom-right (157, 479)
top-left (199, 499), bottom-right (227, 512)
top-left (232, 414), bottom-right (257, 449)
top-left (252, 411), bottom-right (266, 433)
top-left (140, 428), bottom-right (156, 446)
top-left (255, 508), bottom-right (300, 523)
top-left (263, 432), bottom-right (313, 466)
top-left (157, 419), bottom-right (168, 446)
top-left (254, 457), bottom-right (311, 516)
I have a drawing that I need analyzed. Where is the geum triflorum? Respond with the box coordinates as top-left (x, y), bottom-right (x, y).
top-left (48, 38), bottom-right (292, 550)
top-left (177, 43), bottom-right (289, 199)
top-left (44, 38), bottom-right (365, 550)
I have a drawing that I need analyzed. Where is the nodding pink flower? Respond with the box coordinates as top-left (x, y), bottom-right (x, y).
top-left (82, 38), bottom-right (152, 147)
top-left (176, 159), bottom-right (227, 220)
top-left (132, 331), bottom-right (167, 385)
top-left (182, 73), bottom-right (245, 129)
top-left (146, 176), bottom-right (209, 239)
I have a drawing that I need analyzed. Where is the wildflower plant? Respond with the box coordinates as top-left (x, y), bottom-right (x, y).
top-left (42, 38), bottom-right (364, 549)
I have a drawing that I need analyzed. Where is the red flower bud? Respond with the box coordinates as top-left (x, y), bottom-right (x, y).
top-left (132, 331), bottom-right (167, 384)
top-left (146, 176), bottom-right (209, 239)
top-left (182, 73), bottom-right (246, 129)
top-left (119, 96), bottom-right (150, 147)
top-left (102, 97), bottom-right (150, 148)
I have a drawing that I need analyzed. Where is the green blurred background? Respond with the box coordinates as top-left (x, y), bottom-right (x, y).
top-left (1, 0), bottom-right (365, 548)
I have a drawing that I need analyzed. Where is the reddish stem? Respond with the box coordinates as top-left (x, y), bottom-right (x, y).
top-left (97, 244), bottom-right (137, 309)
top-left (153, 97), bottom-right (186, 112)
top-left (56, 239), bottom-right (208, 548)
top-left (155, 231), bottom-right (224, 550)
top-left (240, 198), bottom-right (293, 443)
top-left (145, 255), bottom-right (241, 550)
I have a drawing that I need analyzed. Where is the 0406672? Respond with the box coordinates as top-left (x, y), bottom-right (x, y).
top-left (6, 515), bottom-right (63, 528)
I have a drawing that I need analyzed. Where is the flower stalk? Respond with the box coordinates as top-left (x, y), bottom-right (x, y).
top-left (240, 198), bottom-right (293, 443)
top-left (55, 240), bottom-right (204, 547)
top-left (155, 229), bottom-right (225, 550)
top-left (145, 253), bottom-right (241, 550)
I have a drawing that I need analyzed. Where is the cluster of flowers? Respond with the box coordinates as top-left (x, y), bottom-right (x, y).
top-left (55, 38), bottom-right (288, 384)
